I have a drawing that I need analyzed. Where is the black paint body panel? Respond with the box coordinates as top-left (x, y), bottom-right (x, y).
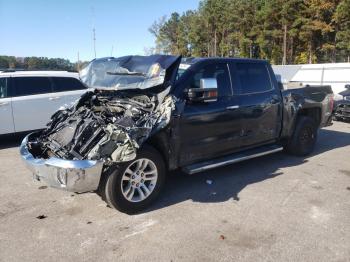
top-left (150, 58), bottom-right (334, 170)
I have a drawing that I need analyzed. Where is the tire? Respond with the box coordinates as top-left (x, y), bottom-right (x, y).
top-left (333, 115), bottom-right (341, 121)
top-left (285, 116), bottom-right (317, 156)
top-left (101, 145), bottom-right (166, 214)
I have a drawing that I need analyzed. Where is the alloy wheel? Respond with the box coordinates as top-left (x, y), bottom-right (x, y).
top-left (120, 158), bottom-right (158, 202)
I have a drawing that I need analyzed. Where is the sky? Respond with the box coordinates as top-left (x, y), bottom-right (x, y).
top-left (0, 0), bottom-right (199, 62)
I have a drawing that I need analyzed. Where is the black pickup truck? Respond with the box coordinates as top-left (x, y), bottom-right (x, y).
top-left (20, 55), bottom-right (334, 213)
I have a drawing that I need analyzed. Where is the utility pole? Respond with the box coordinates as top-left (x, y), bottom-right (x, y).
top-left (91, 6), bottom-right (97, 59)
top-left (282, 25), bottom-right (287, 65)
top-left (111, 45), bottom-right (114, 57)
top-left (93, 28), bottom-right (97, 58)
top-left (77, 51), bottom-right (80, 71)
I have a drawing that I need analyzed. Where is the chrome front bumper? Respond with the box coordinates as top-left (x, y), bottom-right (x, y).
top-left (20, 134), bottom-right (104, 192)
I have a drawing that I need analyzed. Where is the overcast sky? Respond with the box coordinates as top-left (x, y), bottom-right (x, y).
top-left (0, 0), bottom-right (199, 62)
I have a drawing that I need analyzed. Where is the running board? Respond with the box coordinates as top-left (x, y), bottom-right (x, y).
top-left (182, 145), bottom-right (283, 174)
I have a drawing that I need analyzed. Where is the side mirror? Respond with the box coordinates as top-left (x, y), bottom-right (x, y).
top-left (187, 78), bottom-right (218, 103)
top-left (345, 84), bottom-right (350, 89)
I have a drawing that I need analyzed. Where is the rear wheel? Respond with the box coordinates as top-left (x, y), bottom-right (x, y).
top-left (101, 145), bottom-right (166, 214)
top-left (285, 116), bottom-right (317, 156)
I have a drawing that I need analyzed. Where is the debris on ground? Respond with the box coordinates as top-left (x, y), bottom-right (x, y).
top-left (219, 235), bottom-right (225, 240)
top-left (38, 186), bottom-right (47, 190)
top-left (36, 215), bottom-right (47, 220)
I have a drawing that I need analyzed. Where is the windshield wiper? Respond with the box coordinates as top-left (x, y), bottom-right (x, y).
top-left (107, 71), bottom-right (146, 76)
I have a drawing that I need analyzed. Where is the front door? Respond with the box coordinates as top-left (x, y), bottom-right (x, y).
top-left (178, 62), bottom-right (242, 165)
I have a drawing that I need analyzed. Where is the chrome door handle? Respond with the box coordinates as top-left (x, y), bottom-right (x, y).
top-left (226, 105), bottom-right (239, 110)
top-left (0, 102), bottom-right (9, 106)
top-left (49, 97), bottom-right (60, 101)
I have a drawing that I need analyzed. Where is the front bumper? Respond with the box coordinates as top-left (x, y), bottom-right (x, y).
top-left (20, 133), bottom-right (104, 192)
top-left (334, 101), bottom-right (350, 119)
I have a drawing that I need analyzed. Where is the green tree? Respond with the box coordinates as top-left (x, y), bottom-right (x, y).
top-left (149, 0), bottom-right (349, 63)
top-left (0, 56), bottom-right (10, 69)
top-left (334, 0), bottom-right (350, 62)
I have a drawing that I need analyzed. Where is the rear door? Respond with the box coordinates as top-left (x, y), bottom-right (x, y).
top-left (0, 77), bottom-right (15, 134)
top-left (178, 62), bottom-right (242, 165)
top-left (11, 76), bottom-right (63, 132)
top-left (51, 77), bottom-right (87, 106)
top-left (234, 62), bottom-right (282, 147)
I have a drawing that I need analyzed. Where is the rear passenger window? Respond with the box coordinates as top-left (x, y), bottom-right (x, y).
top-left (52, 77), bottom-right (86, 92)
top-left (0, 78), bottom-right (7, 98)
top-left (187, 63), bottom-right (231, 97)
top-left (13, 77), bottom-right (52, 96)
top-left (236, 63), bottom-right (272, 94)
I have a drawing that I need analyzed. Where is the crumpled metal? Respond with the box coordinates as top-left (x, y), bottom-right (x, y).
top-left (87, 95), bottom-right (176, 163)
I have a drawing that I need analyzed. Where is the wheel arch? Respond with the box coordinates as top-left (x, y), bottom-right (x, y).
top-left (297, 107), bottom-right (321, 127)
top-left (144, 131), bottom-right (170, 170)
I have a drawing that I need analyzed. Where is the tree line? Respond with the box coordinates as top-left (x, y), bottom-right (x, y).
top-left (149, 0), bottom-right (350, 64)
top-left (0, 56), bottom-right (88, 71)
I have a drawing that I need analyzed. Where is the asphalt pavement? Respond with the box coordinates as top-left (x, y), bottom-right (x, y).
top-left (0, 121), bottom-right (349, 262)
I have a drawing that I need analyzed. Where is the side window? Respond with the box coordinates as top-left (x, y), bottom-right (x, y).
top-left (0, 78), bottom-right (7, 98)
top-left (13, 77), bottom-right (52, 96)
top-left (187, 63), bottom-right (231, 97)
top-left (236, 63), bottom-right (272, 94)
top-left (52, 77), bottom-right (86, 92)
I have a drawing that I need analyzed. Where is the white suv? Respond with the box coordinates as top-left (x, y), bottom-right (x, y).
top-left (0, 70), bottom-right (87, 135)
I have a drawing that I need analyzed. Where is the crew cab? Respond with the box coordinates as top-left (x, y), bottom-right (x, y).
top-left (20, 55), bottom-right (334, 213)
top-left (0, 70), bottom-right (87, 135)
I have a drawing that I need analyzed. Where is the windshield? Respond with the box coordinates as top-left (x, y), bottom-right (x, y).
top-left (79, 55), bottom-right (180, 90)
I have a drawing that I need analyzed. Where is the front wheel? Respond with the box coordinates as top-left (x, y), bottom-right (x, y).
top-left (101, 145), bottom-right (166, 214)
top-left (285, 116), bottom-right (317, 156)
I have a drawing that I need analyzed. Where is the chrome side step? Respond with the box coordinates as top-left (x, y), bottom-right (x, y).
top-left (182, 145), bottom-right (283, 174)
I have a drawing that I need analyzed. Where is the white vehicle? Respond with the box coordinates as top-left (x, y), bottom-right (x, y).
top-left (0, 70), bottom-right (87, 135)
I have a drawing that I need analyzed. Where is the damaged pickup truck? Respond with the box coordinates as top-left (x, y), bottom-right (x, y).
top-left (20, 55), bottom-right (334, 213)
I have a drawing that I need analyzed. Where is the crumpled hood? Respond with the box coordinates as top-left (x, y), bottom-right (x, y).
top-left (79, 55), bottom-right (181, 91)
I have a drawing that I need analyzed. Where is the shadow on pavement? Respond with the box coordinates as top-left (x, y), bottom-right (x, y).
top-left (0, 133), bottom-right (29, 150)
top-left (1, 127), bottom-right (349, 213)
top-left (147, 128), bottom-right (350, 212)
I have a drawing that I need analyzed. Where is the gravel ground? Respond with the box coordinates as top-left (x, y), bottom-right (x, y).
top-left (0, 121), bottom-right (349, 262)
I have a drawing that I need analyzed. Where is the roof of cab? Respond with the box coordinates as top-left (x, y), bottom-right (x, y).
top-left (181, 57), bottom-right (268, 66)
top-left (0, 70), bottom-right (80, 78)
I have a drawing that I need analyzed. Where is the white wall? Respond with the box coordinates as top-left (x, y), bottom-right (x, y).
top-left (273, 63), bottom-right (350, 100)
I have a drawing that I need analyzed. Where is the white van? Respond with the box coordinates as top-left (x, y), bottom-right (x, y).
top-left (0, 70), bottom-right (87, 135)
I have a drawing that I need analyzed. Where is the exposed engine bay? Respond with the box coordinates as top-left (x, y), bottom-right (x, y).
top-left (28, 89), bottom-right (175, 163)
top-left (26, 55), bottom-right (181, 164)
